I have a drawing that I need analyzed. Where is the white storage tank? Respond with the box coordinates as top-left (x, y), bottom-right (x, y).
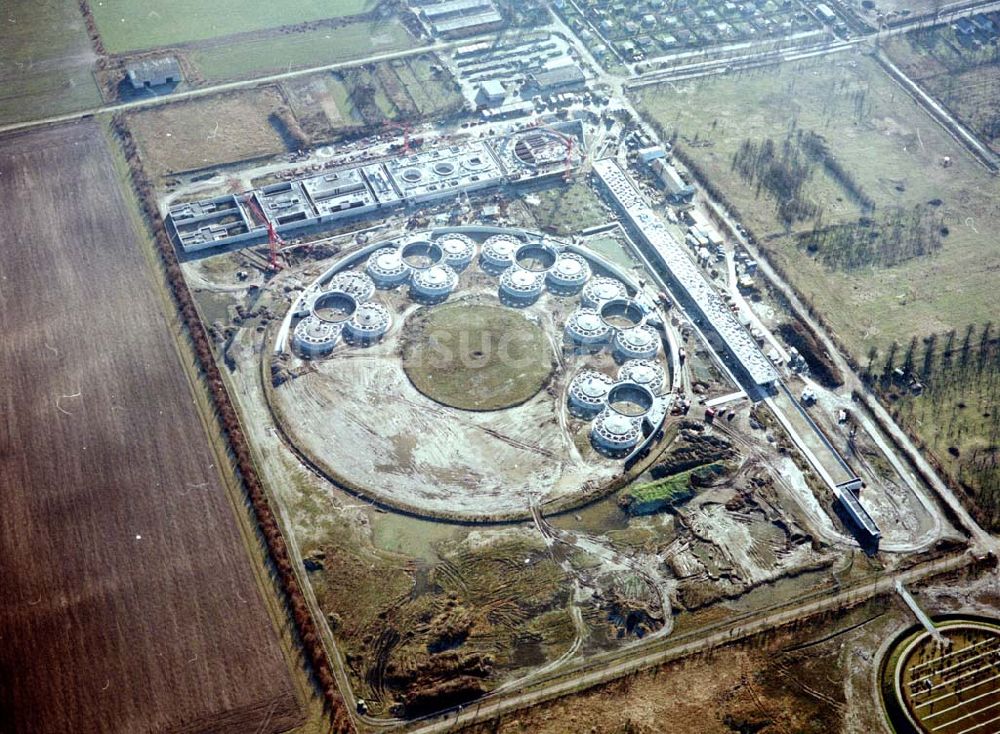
top-left (411, 264), bottom-right (459, 302)
top-left (613, 325), bottom-right (660, 361)
top-left (480, 234), bottom-right (521, 274)
top-left (435, 233), bottom-right (477, 270)
top-left (564, 307), bottom-right (611, 346)
top-left (581, 276), bottom-right (627, 308)
top-left (499, 266), bottom-right (546, 305)
top-left (567, 370), bottom-right (615, 417)
top-left (292, 315), bottom-right (342, 357)
top-left (547, 252), bottom-right (592, 294)
top-left (366, 246), bottom-right (411, 288)
top-left (618, 359), bottom-right (667, 394)
top-left (344, 302), bottom-right (392, 344)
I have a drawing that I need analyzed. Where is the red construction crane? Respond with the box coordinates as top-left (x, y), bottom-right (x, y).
top-left (244, 193), bottom-right (283, 272)
top-left (563, 135), bottom-right (575, 182)
top-left (382, 120), bottom-right (413, 155)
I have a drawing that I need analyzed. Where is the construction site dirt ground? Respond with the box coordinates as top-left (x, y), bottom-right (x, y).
top-left (171, 227), bottom-right (961, 724)
top-left (461, 563), bottom-right (1000, 734)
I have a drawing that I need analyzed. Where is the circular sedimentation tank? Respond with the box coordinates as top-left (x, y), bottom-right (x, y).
top-left (599, 297), bottom-right (646, 330)
top-left (879, 615), bottom-right (1000, 734)
top-left (400, 240), bottom-right (444, 270)
top-left (312, 290), bottom-right (358, 324)
top-left (514, 242), bottom-right (558, 272)
top-left (606, 382), bottom-right (655, 418)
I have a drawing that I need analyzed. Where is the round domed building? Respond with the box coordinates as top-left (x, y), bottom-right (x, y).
top-left (480, 234), bottom-right (521, 274)
top-left (613, 325), bottom-right (660, 361)
top-left (411, 264), bottom-right (459, 303)
top-left (582, 277), bottom-right (628, 308)
top-left (591, 409), bottom-right (644, 455)
top-left (434, 233), bottom-right (476, 271)
top-left (618, 359), bottom-right (667, 394)
top-left (344, 302), bottom-right (392, 344)
top-left (366, 247), bottom-right (410, 288)
top-left (547, 252), bottom-right (591, 295)
top-left (499, 267), bottom-right (546, 306)
top-left (564, 307), bottom-right (611, 346)
top-left (567, 370), bottom-right (615, 417)
top-left (327, 270), bottom-right (376, 302)
top-left (293, 315), bottom-right (342, 357)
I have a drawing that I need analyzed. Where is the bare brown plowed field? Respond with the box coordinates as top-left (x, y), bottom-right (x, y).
top-left (0, 123), bottom-right (301, 734)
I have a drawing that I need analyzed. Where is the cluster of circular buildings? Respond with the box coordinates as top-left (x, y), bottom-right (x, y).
top-left (284, 227), bottom-right (670, 457)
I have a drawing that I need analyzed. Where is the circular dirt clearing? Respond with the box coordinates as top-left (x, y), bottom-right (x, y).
top-left (403, 302), bottom-right (553, 411)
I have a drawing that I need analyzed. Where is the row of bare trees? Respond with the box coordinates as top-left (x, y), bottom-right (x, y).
top-left (112, 114), bottom-right (352, 732)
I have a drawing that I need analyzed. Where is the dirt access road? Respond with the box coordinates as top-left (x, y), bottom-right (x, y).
top-left (0, 122), bottom-right (299, 734)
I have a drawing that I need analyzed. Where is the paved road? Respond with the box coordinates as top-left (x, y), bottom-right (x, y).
top-left (0, 36), bottom-right (483, 136)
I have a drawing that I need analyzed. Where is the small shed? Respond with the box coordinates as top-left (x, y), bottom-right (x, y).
top-left (126, 57), bottom-right (182, 89)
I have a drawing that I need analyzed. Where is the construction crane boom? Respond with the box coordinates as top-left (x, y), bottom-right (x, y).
top-left (244, 193), bottom-right (283, 271)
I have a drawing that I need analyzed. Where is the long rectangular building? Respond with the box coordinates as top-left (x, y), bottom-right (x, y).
top-left (593, 158), bottom-right (779, 389)
top-left (168, 127), bottom-right (581, 253)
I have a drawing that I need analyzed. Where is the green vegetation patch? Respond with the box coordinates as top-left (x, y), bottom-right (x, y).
top-left (880, 325), bottom-right (1000, 531)
top-left (0, 0), bottom-right (102, 125)
top-left (618, 462), bottom-right (729, 515)
top-left (529, 182), bottom-right (609, 236)
top-left (92, 0), bottom-right (378, 53)
top-left (190, 20), bottom-right (416, 83)
top-left (402, 302), bottom-right (555, 411)
top-left (632, 56), bottom-right (1000, 363)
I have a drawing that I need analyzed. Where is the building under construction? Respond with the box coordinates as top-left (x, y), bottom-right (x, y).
top-left (168, 127), bottom-right (581, 253)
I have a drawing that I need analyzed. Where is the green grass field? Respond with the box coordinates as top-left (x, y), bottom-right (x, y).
top-left (632, 55), bottom-right (1000, 361)
top-left (529, 182), bottom-right (610, 235)
top-left (189, 20), bottom-right (415, 82)
top-left (91, 0), bottom-right (377, 53)
top-left (0, 0), bottom-right (102, 125)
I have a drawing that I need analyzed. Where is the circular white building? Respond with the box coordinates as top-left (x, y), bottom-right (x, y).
top-left (564, 307), bottom-right (611, 346)
top-left (499, 266), bottom-right (546, 304)
top-left (547, 252), bottom-right (592, 294)
top-left (435, 233), bottom-right (476, 270)
top-left (582, 277), bottom-right (628, 308)
top-left (568, 370), bottom-right (615, 417)
top-left (480, 234), bottom-right (521, 274)
top-left (344, 302), bottom-right (392, 344)
top-left (613, 325), bottom-right (660, 361)
top-left (411, 264), bottom-right (459, 302)
top-left (293, 315), bottom-right (342, 357)
top-left (327, 270), bottom-right (376, 302)
top-left (618, 359), bottom-right (667, 394)
top-left (591, 409), bottom-right (644, 454)
top-left (366, 247), bottom-right (411, 288)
